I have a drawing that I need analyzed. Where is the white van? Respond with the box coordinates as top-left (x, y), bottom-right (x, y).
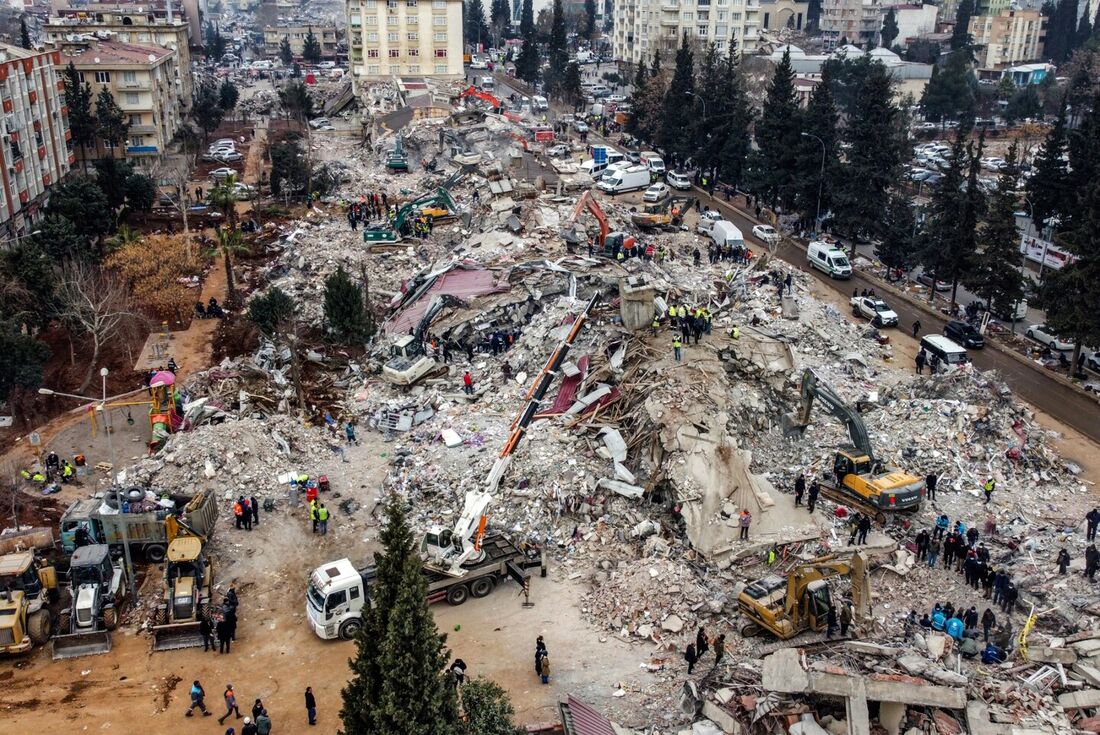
top-left (599, 160), bottom-right (633, 181)
top-left (580, 158), bottom-right (609, 179)
top-left (920, 335), bottom-right (971, 371)
top-left (640, 151), bottom-right (665, 175)
top-left (709, 220), bottom-right (745, 249)
top-left (532, 95), bottom-right (548, 112)
top-left (598, 165), bottom-right (651, 194)
top-left (479, 76), bottom-right (495, 91)
top-left (807, 241), bottom-right (852, 279)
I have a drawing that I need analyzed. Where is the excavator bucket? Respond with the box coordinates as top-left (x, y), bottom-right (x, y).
top-left (779, 411), bottom-right (807, 437)
top-left (152, 621), bottom-right (204, 652)
top-left (52, 630), bottom-right (112, 660)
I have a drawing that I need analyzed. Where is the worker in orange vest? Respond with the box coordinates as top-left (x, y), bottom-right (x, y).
top-left (233, 499), bottom-right (244, 529)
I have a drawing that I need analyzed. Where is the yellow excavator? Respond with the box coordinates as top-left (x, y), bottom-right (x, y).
top-left (737, 554), bottom-right (869, 640)
top-left (0, 551), bottom-right (58, 654)
top-left (783, 368), bottom-right (924, 523)
top-left (151, 513), bottom-right (213, 651)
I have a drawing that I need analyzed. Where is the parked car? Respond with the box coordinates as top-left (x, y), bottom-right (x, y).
top-left (1085, 350), bottom-right (1100, 373)
top-left (666, 170), bottom-right (692, 190)
top-left (546, 144), bottom-right (569, 158)
top-left (909, 168), bottom-right (934, 182)
top-left (209, 167), bottom-right (237, 180)
top-left (624, 150), bottom-right (641, 164)
top-left (573, 120), bottom-right (589, 134)
top-left (309, 117), bottom-right (332, 129)
top-left (1025, 324), bottom-right (1072, 351)
top-left (232, 182), bottom-right (256, 196)
top-left (923, 172), bottom-right (944, 186)
top-left (606, 94), bottom-right (627, 103)
top-left (642, 183), bottom-right (671, 202)
top-left (943, 320), bottom-right (985, 349)
top-left (752, 224), bottom-right (781, 245)
top-left (916, 273), bottom-right (951, 291)
top-left (850, 295), bottom-right (899, 327)
top-left (213, 151), bottom-right (244, 162)
top-left (696, 210), bottom-right (723, 234)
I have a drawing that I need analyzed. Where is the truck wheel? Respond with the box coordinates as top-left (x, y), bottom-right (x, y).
top-left (103, 606), bottom-right (119, 631)
top-left (470, 577), bottom-right (494, 598)
top-left (875, 511), bottom-right (887, 525)
top-left (339, 619), bottom-right (363, 640)
top-left (446, 584), bottom-right (469, 606)
top-left (145, 544), bottom-right (166, 563)
top-left (740, 622), bottom-right (762, 638)
top-left (27, 609), bottom-right (51, 645)
top-left (58, 611), bottom-right (71, 635)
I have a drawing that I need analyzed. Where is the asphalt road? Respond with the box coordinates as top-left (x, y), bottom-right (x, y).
top-left (695, 190), bottom-right (1100, 446)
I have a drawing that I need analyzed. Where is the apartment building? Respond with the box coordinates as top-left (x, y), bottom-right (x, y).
top-left (63, 41), bottom-right (183, 166)
top-left (47, 0), bottom-right (203, 49)
top-left (881, 3), bottom-right (937, 48)
top-left (43, 10), bottom-right (192, 106)
top-left (262, 24), bottom-right (340, 59)
top-left (0, 44), bottom-right (73, 239)
top-left (345, 0), bottom-right (464, 87)
top-left (968, 8), bottom-right (1045, 70)
top-left (819, 0), bottom-right (882, 50)
top-left (612, 0), bottom-right (794, 64)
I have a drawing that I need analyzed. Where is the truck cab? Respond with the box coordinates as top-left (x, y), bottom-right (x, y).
top-left (307, 558), bottom-right (373, 640)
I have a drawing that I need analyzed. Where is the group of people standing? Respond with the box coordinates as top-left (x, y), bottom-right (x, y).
top-left (344, 192), bottom-right (389, 229)
top-left (186, 678), bottom-right (314, 731)
top-left (233, 495), bottom-right (261, 530)
top-left (684, 626), bottom-right (726, 674)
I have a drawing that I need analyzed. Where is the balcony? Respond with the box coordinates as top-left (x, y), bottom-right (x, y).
top-left (661, 3), bottom-right (678, 10)
top-left (660, 16), bottom-right (679, 25)
top-left (117, 80), bottom-right (151, 90)
top-left (129, 124), bottom-right (157, 134)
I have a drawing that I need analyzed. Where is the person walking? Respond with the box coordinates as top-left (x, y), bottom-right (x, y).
top-left (826, 606), bottom-right (838, 638)
top-left (915, 350), bottom-right (926, 374)
top-left (926, 537), bottom-right (940, 568)
top-left (1087, 508), bottom-right (1100, 542)
top-left (310, 499), bottom-right (319, 534)
top-left (981, 608), bottom-right (996, 642)
top-left (318, 503), bottom-right (330, 535)
top-left (252, 699), bottom-right (265, 722)
top-left (713, 634), bottom-right (725, 665)
top-left (1058, 548), bottom-right (1071, 574)
top-left (738, 510), bottom-right (751, 540)
top-left (538, 654), bottom-right (551, 684)
top-left (794, 473), bottom-right (805, 506)
top-left (1002, 582), bottom-right (1018, 614)
top-left (186, 680), bottom-right (213, 717)
top-left (218, 684), bottom-right (242, 724)
top-left (926, 471), bottom-right (938, 501)
top-left (535, 635), bottom-right (547, 675)
top-left (933, 513), bottom-right (949, 540)
top-left (255, 710), bottom-right (272, 735)
top-left (345, 421), bottom-right (358, 446)
top-left (912, 320), bottom-right (921, 338)
top-left (685, 642), bottom-right (698, 674)
top-left (672, 334), bottom-right (682, 362)
top-left (807, 480), bottom-right (819, 513)
top-left (241, 498), bottom-right (252, 531)
top-left (983, 477), bottom-right (996, 504)
top-left (463, 371), bottom-right (474, 395)
top-left (1086, 544), bottom-right (1099, 581)
top-left (305, 686), bottom-right (317, 726)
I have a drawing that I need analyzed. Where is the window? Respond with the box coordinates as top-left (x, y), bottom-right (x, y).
top-left (366, 0), bottom-right (376, 6)
top-left (717, 10), bottom-right (726, 18)
top-left (406, 0), bottom-right (418, 5)
top-left (387, 0), bottom-right (397, 6)
top-left (125, 92), bottom-right (139, 104)
top-left (434, 31), bottom-right (447, 40)
top-left (387, 15), bottom-right (399, 24)
top-left (350, 13), bottom-right (362, 25)
top-left (433, 15), bottom-right (447, 24)
top-left (34, 131), bottom-right (43, 148)
top-left (388, 31), bottom-right (399, 40)
top-left (716, 23), bottom-right (727, 34)
top-left (731, 11), bottom-right (741, 19)
top-left (94, 71), bottom-right (110, 83)
top-left (389, 48), bottom-right (400, 57)
top-left (434, 48), bottom-right (447, 57)
top-left (129, 114), bottom-right (142, 125)
top-left (409, 64), bottom-right (420, 72)
top-left (408, 48), bottom-right (419, 55)
top-left (368, 32), bottom-right (379, 40)
top-left (433, 0), bottom-right (445, 6)
top-left (122, 70), bottom-right (137, 82)
top-left (407, 14), bottom-right (418, 23)
top-left (130, 135), bottom-right (145, 146)
top-left (435, 64), bottom-right (448, 73)
top-left (368, 64), bottom-right (380, 74)
top-left (389, 64), bottom-right (400, 74)
top-left (682, 11), bottom-right (693, 20)
top-left (368, 48), bottom-right (380, 57)
top-left (698, 24), bottom-right (708, 34)
top-left (407, 31), bottom-right (418, 40)
top-left (698, 10), bottom-right (708, 19)
top-left (366, 15), bottom-right (377, 23)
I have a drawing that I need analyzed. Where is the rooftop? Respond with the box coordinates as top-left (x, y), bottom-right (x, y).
top-left (65, 40), bottom-right (174, 65)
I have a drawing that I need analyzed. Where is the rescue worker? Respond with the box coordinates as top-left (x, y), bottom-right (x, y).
top-left (310, 499), bottom-right (319, 533)
top-left (317, 503), bottom-right (330, 535)
top-left (983, 477), bottom-right (996, 504)
top-left (233, 498), bottom-right (244, 530)
top-left (672, 334), bottom-right (682, 362)
top-left (61, 460), bottom-right (75, 483)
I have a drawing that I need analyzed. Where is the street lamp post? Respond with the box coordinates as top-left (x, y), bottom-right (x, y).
top-left (39, 370), bottom-right (145, 602)
top-left (801, 132), bottom-right (825, 236)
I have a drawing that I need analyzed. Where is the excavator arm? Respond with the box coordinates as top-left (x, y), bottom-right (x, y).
top-left (455, 86), bottom-right (504, 114)
top-left (782, 554), bottom-right (868, 628)
top-left (791, 368), bottom-right (875, 461)
top-left (565, 191), bottom-right (609, 247)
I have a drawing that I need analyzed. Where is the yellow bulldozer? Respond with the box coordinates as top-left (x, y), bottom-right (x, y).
top-left (0, 551), bottom-right (58, 654)
top-left (737, 554), bottom-right (869, 641)
top-left (151, 517), bottom-right (213, 652)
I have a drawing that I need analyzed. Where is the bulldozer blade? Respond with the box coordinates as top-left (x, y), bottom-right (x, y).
top-left (52, 630), bottom-right (112, 660)
top-left (152, 622), bottom-right (204, 652)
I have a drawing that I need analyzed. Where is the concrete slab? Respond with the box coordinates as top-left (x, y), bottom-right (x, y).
top-left (966, 701), bottom-right (1012, 735)
top-left (1058, 689), bottom-right (1100, 709)
top-left (845, 641), bottom-right (901, 657)
top-left (880, 701), bottom-right (905, 735)
top-left (1074, 662), bottom-right (1100, 688)
top-left (761, 649), bottom-right (809, 693)
top-left (1029, 646), bottom-right (1077, 665)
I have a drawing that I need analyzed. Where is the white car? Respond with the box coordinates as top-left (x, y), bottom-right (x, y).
top-left (546, 144), bottom-right (569, 158)
top-left (666, 170), bottom-right (692, 190)
top-left (696, 209), bottom-right (723, 233)
top-left (309, 117), bottom-right (332, 129)
top-left (1085, 350), bottom-right (1100, 373)
top-left (642, 183), bottom-right (670, 202)
top-left (209, 167), bottom-right (237, 180)
top-left (1025, 324), bottom-right (1072, 351)
top-left (573, 121), bottom-right (589, 134)
top-left (606, 94), bottom-right (627, 103)
top-left (232, 182), bottom-right (256, 196)
top-left (752, 224), bottom-right (781, 245)
top-left (214, 151), bottom-right (244, 162)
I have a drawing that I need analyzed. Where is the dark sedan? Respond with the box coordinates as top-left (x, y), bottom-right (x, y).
top-left (944, 320), bottom-right (985, 349)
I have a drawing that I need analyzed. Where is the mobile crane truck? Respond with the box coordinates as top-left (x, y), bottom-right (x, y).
top-left (307, 292), bottom-right (599, 640)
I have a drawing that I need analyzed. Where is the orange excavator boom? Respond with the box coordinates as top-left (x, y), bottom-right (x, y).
top-left (570, 191), bottom-right (609, 246)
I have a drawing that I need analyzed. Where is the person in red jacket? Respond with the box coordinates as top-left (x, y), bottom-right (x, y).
top-left (463, 371), bottom-right (474, 395)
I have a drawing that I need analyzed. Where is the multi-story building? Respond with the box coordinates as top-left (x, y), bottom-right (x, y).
top-left (43, 10), bottom-right (192, 106)
top-left (612, 0), bottom-right (806, 64)
top-left (819, 0), bottom-right (882, 50)
top-left (263, 24), bottom-right (341, 59)
top-left (62, 40), bottom-right (183, 167)
top-left (46, 0), bottom-right (203, 50)
top-left (881, 3), bottom-right (937, 48)
top-left (345, 0), bottom-right (464, 87)
top-left (0, 44), bottom-right (73, 239)
top-left (968, 8), bottom-right (1045, 70)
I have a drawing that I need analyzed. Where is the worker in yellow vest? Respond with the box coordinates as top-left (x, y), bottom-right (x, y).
top-left (317, 504), bottom-right (330, 535)
top-left (309, 499), bottom-right (319, 533)
top-left (672, 334), bottom-right (683, 362)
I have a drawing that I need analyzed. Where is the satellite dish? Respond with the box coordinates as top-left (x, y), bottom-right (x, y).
top-left (93, 56), bottom-right (100, 63)
top-left (148, 53), bottom-right (156, 61)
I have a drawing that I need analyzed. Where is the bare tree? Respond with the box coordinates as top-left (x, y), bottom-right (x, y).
top-left (151, 156), bottom-right (194, 237)
top-left (54, 259), bottom-right (134, 392)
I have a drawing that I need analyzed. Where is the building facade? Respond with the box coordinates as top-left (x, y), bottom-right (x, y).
top-left (819, 0), bottom-right (882, 50)
top-left (63, 41), bottom-right (183, 166)
top-left (882, 3), bottom-right (938, 48)
top-left (968, 9), bottom-right (1044, 70)
top-left (0, 44), bottom-right (73, 238)
top-left (346, 0), bottom-right (464, 87)
top-left (611, 0), bottom-right (795, 64)
top-left (43, 11), bottom-right (192, 106)
top-left (263, 24), bottom-right (341, 59)
top-left (47, 0), bottom-right (202, 48)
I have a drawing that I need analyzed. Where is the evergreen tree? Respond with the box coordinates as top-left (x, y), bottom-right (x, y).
top-left (624, 57), bottom-right (648, 138)
top-left (47, 177), bottom-right (112, 248)
top-left (919, 127), bottom-right (976, 303)
top-left (950, 0), bottom-right (974, 50)
top-left (20, 17), bottom-right (31, 50)
top-left (1003, 86), bottom-right (1042, 123)
top-left (583, 0), bottom-right (597, 38)
top-left (465, 0), bottom-right (491, 49)
top-left (747, 48), bottom-right (801, 208)
top-left (280, 35), bottom-right (294, 65)
top-left (544, 0), bottom-right (568, 95)
top-left (716, 47), bottom-right (752, 186)
top-left (650, 48), bottom-right (662, 74)
top-left (460, 679), bottom-right (520, 735)
top-left (205, 23), bottom-right (227, 59)
top-left (302, 26), bottom-right (323, 63)
top-left (219, 78), bottom-right (239, 117)
top-left (190, 82), bottom-right (225, 141)
top-left (660, 35), bottom-right (695, 162)
top-left (1, 241), bottom-right (55, 331)
top-left (920, 50), bottom-right (975, 122)
top-left (881, 8), bottom-right (899, 48)
top-left (123, 173), bottom-right (156, 211)
top-left (95, 88), bottom-right (129, 158)
top-left (794, 67), bottom-right (839, 227)
top-left (1078, 9), bottom-right (1092, 48)
top-left (965, 143), bottom-right (1027, 317)
top-left (62, 62), bottom-right (96, 170)
top-left (833, 61), bottom-right (902, 243)
top-left (340, 501), bottom-right (461, 735)
top-left (0, 321), bottom-right (49, 404)
top-left (28, 215), bottom-right (85, 262)
top-left (323, 266), bottom-right (372, 344)
top-left (877, 195), bottom-right (922, 274)
top-left (520, 0), bottom-right (534, 36)
top-left (248, 287), bottom-right (296, 337)
top-left (515, 33), bottom-right (540, 84)
top-left (1026, 95), bottom-right (1071, 230)
top-left (93, 156), bottom-right (135, 210)
top-left (692, 44), bottom-right (723, 161)
top-left (561, 62), bottom-right (584, 109)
